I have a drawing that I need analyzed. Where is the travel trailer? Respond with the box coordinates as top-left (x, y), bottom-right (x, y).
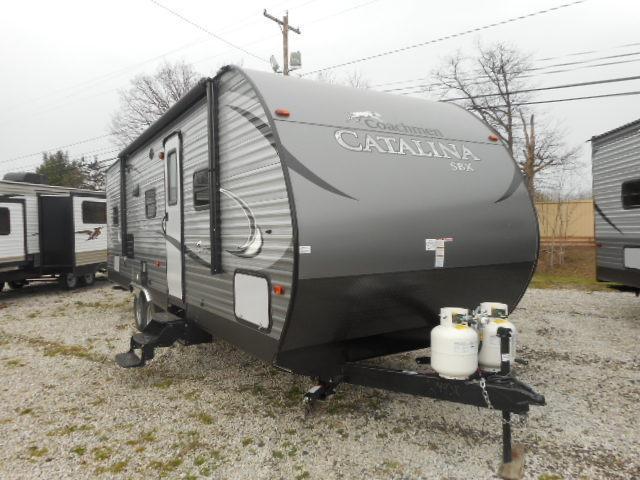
top-left (0, 173), bottom-right (106, 290)
top-left (109, 66), bottom-right (543, 472)
top-left (592, 118), bottom-right (640, 289)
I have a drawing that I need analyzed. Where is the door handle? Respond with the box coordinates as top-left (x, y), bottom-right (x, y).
top-left (161, 212), bottom-right (168, 234)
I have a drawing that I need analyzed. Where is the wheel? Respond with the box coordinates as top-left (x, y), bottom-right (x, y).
top-left (79, 272), bottom-right (95, 286)
top-left (8, 280), bottom-right (27, 289)
top-left (59, 273), bottom-right (78, 290)
top-left (0, 282), bottom-right (4, 292)
top-left (133, 294), bottom-right (154, 331)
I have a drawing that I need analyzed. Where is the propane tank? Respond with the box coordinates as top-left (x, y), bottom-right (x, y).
top-left (430, 307), bottom-right (479, 380)
top-left (477, 302), bottom-right (517, 372)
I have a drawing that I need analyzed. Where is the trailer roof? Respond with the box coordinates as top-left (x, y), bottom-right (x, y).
top-left (0, 179), bottom-right (105, 195)
top-left (591, 117), bottom-right (640, 142)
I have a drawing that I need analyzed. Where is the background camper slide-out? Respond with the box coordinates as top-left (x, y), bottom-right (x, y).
top-left (0, 174), bottom-right (107, 290)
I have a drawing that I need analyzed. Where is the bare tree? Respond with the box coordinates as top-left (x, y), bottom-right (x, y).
top-left (344, 70), bottom-right (370, 89)
top-left (432, 42), bottom-right (576, 195)
top-left (313, 70), bottom-right (337, 84)
top-left (110, 60), bottom-right (200, 146)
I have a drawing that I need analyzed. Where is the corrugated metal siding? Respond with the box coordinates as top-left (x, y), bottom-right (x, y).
top-left (106, 162), bottom-right (121, 271)
top-left (184, 70), bottom-right (294, 340)
top-left (592, 125), bottom-right (640, 269)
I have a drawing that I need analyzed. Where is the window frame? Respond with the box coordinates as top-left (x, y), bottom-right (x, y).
top-left (81, 201), bottom-right (107, 224)
top-left (167, 149), bottom-right (178, 206)
top-left (0, 207), bottom-right (10, 235)
top-left (193, 168), bottom-right (210, 210)
top-left (622, 178), bottom-right (640, 210)
top-left (144, 188), bottom-right (157, 219)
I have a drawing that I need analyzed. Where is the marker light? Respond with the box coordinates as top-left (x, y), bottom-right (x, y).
top-left (273, 285), bottom-right (285, 295)
top-left (488, 134), bottom-right (499, 142)
top-left (159, 151), bottom-right (165, 160)
top-left (275, 108), bottom-right (290, 117)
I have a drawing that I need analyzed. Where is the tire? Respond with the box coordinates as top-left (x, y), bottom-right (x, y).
top-left (8, 280), bottom-right (26, 289)
top-left (133, 294), bottom-right (154, 331)
top-left (0, 282), bottom-right (4, 292)
top-left (80, 272), bottom-right (95, 286)
top-left (59, 273), bottom-right (78, 290)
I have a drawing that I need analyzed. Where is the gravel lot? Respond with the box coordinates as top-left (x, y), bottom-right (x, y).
top-left (0, 279), bottom-right (639, 480)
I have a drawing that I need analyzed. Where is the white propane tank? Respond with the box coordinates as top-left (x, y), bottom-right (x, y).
top-left (430, 307), bottom-right (479, 380)
top-left (477, 302), bottom-right (517, 372)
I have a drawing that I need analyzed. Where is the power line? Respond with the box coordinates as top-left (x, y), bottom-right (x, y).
top-left (471, 90), bottom-right (640, 108)
top-left (2, 134), bottom-right (114, 163)
top-left (381, 54), bottom-right (640, 94)
top-left (300, 0), bottom-right (588, 76)
top-left (440, 74), bottom-right (640, 102)
top-left (371, 42), bottom-right (640, 89)
top-left (148, 0), bottom-right (269, 64)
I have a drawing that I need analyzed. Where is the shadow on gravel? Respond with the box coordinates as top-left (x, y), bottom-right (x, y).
top-left (0, 275), bottom-right (110, 300)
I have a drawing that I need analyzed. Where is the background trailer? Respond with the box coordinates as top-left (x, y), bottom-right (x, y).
top-left (0, 173), bottom-right (106, 290)
top-left (109, 66), bottom-right (543, 476)
top-left (592, 118), bottom-right (640, 289)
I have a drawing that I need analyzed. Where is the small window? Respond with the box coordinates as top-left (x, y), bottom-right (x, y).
top-left (622, 179), bottom-right (640, 209)
top-left (0, 208), bottom-right (9, 235)
top-left (193, 169), bottom-right (210, 209)
top-left (82, 201), bottom-right (106, 224)
top-left (167, 150), bottom-right (178, 206)
top-left (145, 189), bottom-right (157, 219)
top-left (112, 206), bottom-right (119, 226)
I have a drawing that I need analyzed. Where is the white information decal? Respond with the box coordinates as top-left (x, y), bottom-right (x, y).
top-left (299, 245), bottom-right (312, 254)
top-left (435, 239), bottom-right (445, 268)
top-left (425, 239), bottom-right (437, 251)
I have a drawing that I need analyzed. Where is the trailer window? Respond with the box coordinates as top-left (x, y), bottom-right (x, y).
top-left (193, 169), bottom-right (210, 209)
top-left (167, 150), bottom-right (178, 206)
top-left (112, 206), bottom-right (119, 226)
top-left (622, 179), bottom-right (640, 209)
top-left (82, 201), bottom-right (106, 224)
top-left (145, 189), bottom-right (157, 219)
top-left (0, 208), bottom-right (9, 235)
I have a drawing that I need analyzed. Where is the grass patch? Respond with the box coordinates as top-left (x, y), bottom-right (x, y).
top-left (153, 379), bottom-right (173, 389)
top-left (192, 412), bottom-right (214, 425)
top-left (241, 437), bottom-right (253, 447)
top-left (0, 331), bottom-right (103, 363)
top-left (47, 424), bottom-right (92, 436)
top-left (272, 450), bottom-right (284, 460)
top-left (529, 273), bottom-right (615, 291)
top-left (92, 446), bottom-right (112, 461)
top-left (149, 457), bottom-right (182, 475)
top-left (18, 408), bottom-right (34, 416)
top-left (96, 460), bottom-right (128, 474)
top-left (538, 475), bottom-right (564, 480)
top-left (27, 446), bottom-right (48, 458)
top-left (5, 358), bottom-right (26, 367)
top-left (71, 446), bottom-right (86, 456)
top-left (26, 311), bottom-right (40, 319)
top-left (125, 430), bottom-right (156, 448)
top-left (295, 472), bottom-right (311, 480)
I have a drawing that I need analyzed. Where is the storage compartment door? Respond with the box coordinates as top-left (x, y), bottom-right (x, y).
top-left (234, 272), bottom-right (270, 329)
top-left (0, 201), bottom-right (26, 266)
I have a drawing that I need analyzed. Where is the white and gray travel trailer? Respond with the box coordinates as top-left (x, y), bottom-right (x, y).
top-left (592, 118), bottom-right (640, 289)
top-left (0, 173), bottom-right (106, 290)
top-left (110, 66), bottom-right (543, 471)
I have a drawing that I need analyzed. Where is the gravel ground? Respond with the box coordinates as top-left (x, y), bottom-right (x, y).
top-left (0, 279), bottom-right (639, 480)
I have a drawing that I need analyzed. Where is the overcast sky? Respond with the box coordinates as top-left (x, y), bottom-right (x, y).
top-left (1, 0), bottom-right (638, 194)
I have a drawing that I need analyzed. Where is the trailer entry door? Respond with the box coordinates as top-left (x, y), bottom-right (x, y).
top-left (163, 134), bottom-right (184, 301)
top-left (0, 200), bottom-right (26, 266)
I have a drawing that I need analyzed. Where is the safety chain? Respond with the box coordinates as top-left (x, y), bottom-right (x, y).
top-left (478, 376), bottom-right (529, 427)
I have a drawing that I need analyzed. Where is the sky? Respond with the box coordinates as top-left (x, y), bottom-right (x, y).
top-left (1, 0), bottom-right (638, 195)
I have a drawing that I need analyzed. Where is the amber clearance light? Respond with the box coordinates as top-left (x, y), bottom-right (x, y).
top-left (275, 108), bottom-right (290, 117)
top-left (488, 134), bottom-right (499, 142)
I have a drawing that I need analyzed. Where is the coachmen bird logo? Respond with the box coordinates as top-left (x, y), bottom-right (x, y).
top-left (75, 226), bottom-right (102, 240)
top-left (347, 111), bottom-right (382, 123)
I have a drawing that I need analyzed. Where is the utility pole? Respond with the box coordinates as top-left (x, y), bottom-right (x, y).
top-left (263, 9), bottom-right (301, 75)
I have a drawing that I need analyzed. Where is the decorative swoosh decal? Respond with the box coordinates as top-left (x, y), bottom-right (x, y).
top-left (157, 230), bottom-right (212, 269)
top-left (495, 167), bottom-right (524, 203)
top-left (220, 188), bottom-right (263, 258)
top-left (228, 104), bottom-right (356, 201)
top-left (594, 203), bottom-right (623, 234)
